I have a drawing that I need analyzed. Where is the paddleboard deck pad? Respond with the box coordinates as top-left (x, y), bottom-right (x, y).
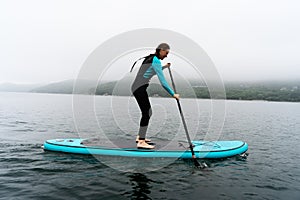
top-left (43, 138), bottom-right (248, 159)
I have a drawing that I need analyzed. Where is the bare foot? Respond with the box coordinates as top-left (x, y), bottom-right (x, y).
top-left (137, 140), bottom-right (155, 149)
top-left (136, 136), bottom-right (151, 143)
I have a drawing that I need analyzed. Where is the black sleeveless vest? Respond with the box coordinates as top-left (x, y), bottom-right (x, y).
top-left (131, 54), bottom-right (156, 93)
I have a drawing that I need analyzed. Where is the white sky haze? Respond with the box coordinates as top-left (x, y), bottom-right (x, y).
top-left (0, 0), bottom-right (299, 84)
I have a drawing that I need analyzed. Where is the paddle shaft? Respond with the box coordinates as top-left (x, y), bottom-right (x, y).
top-left (168, 67), bottom-right (200, 165)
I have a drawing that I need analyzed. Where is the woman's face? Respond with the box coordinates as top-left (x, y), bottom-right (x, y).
top-left (159, 49), bottom-right (169, 60)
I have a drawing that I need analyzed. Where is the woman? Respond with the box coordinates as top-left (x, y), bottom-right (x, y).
top-left (131, 43), bottom-right (180, 149)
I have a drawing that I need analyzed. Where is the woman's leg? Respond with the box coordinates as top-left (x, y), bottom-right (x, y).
top-left (133, 85), bottom-right (152, 140)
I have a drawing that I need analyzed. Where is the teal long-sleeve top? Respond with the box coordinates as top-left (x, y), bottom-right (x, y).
top-left (142, 56), bottom-right (175, 96)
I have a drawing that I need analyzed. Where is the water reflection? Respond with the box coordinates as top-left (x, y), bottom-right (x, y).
top-left (124, 173), bottom-right (154, 200)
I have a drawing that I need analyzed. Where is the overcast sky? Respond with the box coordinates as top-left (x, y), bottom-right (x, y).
top-left (0, 0), bottom-right (299, 84)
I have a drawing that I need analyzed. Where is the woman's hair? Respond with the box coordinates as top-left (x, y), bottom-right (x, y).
top-left (155, 43), bottom-right (170, 55)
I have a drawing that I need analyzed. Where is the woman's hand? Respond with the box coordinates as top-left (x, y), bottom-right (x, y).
top-left (164, 63), bottom-right (171, 68)
top-left (173, 93), bottom-right (180, 100)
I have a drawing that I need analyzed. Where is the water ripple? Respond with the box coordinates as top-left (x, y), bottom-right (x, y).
top-left (0, 93), bottom-right (299, 199)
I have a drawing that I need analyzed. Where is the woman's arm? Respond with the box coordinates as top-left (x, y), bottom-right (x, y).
top-left (152, 57), bottom-right (175, 96)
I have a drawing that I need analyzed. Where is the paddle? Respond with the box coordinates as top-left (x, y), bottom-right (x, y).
top-left (168, 67), bottom-right (203, 168)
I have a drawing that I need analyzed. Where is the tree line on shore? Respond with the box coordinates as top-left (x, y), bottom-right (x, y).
top-left (96, 80), bottom-right (300, 102)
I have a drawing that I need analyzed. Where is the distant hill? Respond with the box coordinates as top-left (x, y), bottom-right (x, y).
top-left (96, 79), bottom-right (300, 102)
top-left (31, 79), bottom-right (103, 94)
top-left (27, 76), bottom-right (206, 97)
top-left (0, 82), bottom-right (44, 92)
top-left (2, 79), bottom-right (299, 102)
top-left (95, 75), bottom-right (204, 98)
top-left (31, 80), bottom-right (74, 94)
top-left (223, 80), bottom-right (300, 102)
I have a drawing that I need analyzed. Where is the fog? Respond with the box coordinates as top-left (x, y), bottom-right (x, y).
top-left (0, 0), bottom-right (299, 84)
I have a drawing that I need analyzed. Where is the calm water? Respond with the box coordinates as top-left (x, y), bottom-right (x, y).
top-left (0, 92), bottom-right (299, 199)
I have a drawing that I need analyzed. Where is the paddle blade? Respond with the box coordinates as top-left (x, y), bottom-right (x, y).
top-left (193, 159), bottom-right (201, 167)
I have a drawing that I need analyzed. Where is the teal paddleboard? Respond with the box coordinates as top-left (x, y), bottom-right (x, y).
top-left (43, 138), bottom-right (248, 159)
